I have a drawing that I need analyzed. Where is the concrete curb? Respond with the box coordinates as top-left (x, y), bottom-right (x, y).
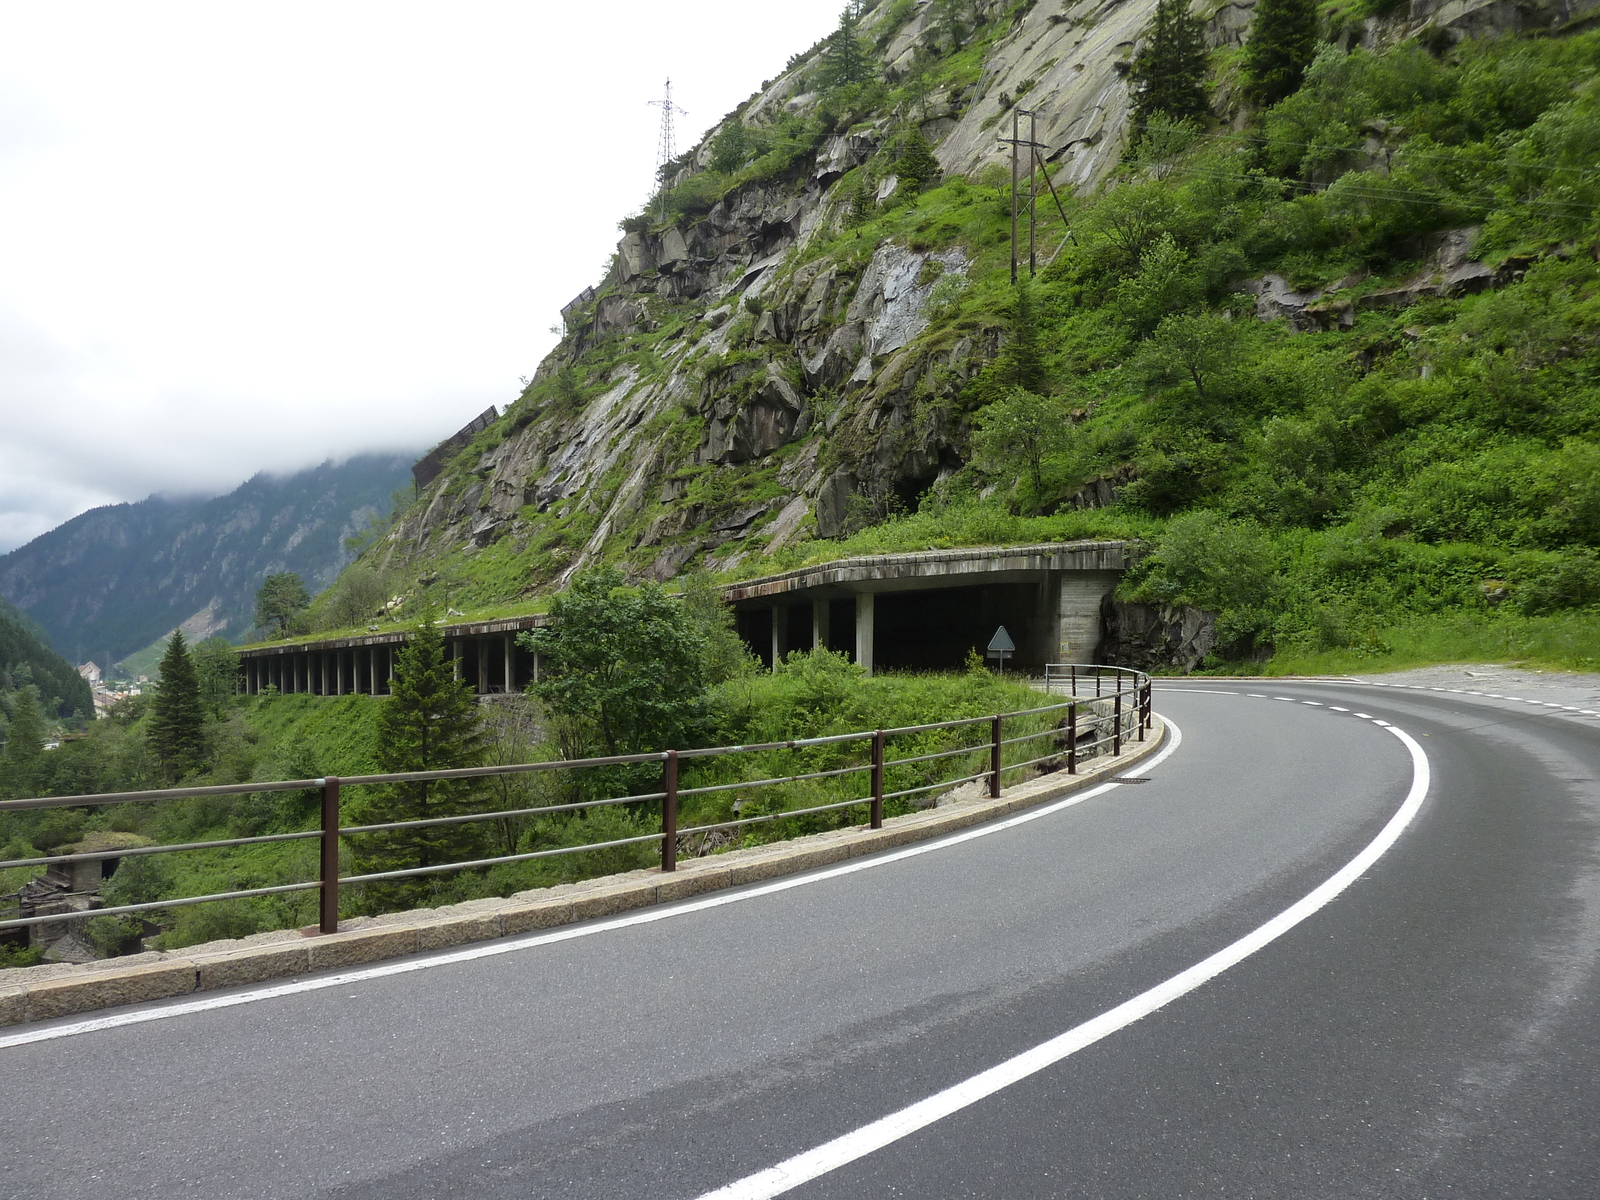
top-left (0, 719), bottom-right (1166, 1027)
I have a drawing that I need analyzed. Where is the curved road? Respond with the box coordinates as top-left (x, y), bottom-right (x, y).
top-left (5, 682), bottom-right (1600, 1198)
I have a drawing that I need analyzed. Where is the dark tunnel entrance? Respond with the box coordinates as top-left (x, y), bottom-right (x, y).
top-left (873, 583), bottom-right (1049, 672)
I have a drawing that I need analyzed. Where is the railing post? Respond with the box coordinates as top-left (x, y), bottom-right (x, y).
top-left (1139, 678), bottom-right (1148, 741)
top-left (1067, 703), bottom-right (1077, 774)
top-left (990, 715), bottom-right (1003, 799)
top-left (1096, 668), bottom-right (1102, 698)
top-left (1113, 688), bottom-right (1123, 756)
top-left (1070, 664), bottom-right (1076, 696)
top-left (320, 776), bottom-right (340, 935)
top-left (661, 750), bottom-right (678, 873)
top-left (870, 730), bottom-right (884, 829)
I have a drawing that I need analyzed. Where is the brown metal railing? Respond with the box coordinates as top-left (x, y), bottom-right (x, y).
top-left (0, 667), bottom-right (1152, 939)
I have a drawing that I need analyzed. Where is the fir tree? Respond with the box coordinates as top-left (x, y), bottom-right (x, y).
top-left (351, 609), bottom-right (485, 911)
top-left (998, 281), bottom-right (1049, 394)
top-left (147, 631), bottom-right (206, 783)
top-left (818, 1), bottom-right (875, 90)
top-left (1129, 0), bottom-right (1211, 138)
top-left (1242, 0), bottom-right (1319, 108)
top-left (1, 687), bottom-right (46, 798)
top-left (893, 126), bottom-right (942, 193)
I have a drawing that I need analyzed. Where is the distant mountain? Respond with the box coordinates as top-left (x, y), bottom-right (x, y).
top-left (0, 595), bottom-right (92, 719)
top-left (0, 454), bottom-right (415, 670)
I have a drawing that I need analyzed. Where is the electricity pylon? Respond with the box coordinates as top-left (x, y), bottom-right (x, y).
top-left (648, 79), bottom-right (688, 221)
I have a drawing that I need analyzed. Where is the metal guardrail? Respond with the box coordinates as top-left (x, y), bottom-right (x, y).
top-left (0, 666), bottom-right (1152, 939)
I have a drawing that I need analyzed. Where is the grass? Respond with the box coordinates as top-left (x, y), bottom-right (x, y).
top-left (1254, 611), bottom-right (1600, 677)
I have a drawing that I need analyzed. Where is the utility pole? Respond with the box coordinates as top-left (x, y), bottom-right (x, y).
top-left (647, 79), bottom-right (688, 223)
top-left (999, 108), bottom-right (1074, 280)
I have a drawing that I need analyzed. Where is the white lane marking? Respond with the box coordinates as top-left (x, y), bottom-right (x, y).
top-left (1329, 707), bottom-right (1350, 712)
top-left (0, 724), bottom-right (1186, 1050)
top-left (1355, 713), bottom-right (1374, 719)
top-left (697, 725), bottom-right (1431, 1200)
top-left (1302, 701), bottom-right (1323, 706)
top-left (1247, 693), bottom-right (1267, 698)
top-left (1274, 697), bottom-right (1298, 702)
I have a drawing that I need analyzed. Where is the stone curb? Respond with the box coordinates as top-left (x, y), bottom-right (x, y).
top-left (0, 719), bottom-right (1166, 1027)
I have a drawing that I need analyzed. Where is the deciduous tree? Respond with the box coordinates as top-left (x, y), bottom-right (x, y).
top-left (522, 568), bottom-right (710, 761)
top-left (254, 573), bottom-right (310, 638)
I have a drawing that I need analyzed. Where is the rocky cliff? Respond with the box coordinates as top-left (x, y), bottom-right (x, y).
top-left (370, 0), bottom-right (1597, 614)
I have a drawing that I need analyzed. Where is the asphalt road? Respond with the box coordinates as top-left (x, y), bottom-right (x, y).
top-left (5, 682), bottom-right (1599, 1199)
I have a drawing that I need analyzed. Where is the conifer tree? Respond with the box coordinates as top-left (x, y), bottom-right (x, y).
top-left (999, 281), bottom-right (1049, 394)
top-left (893, 126), bottom-right (942, 192)
top-left (1, 687), bottom-right (46, 798)
top-left (818, 1), bottom-right (875, 90)
top-left (1129, 0), bottom-right (1211, 139)
top-left (1242, 0), bottom-right (1319, 108)
top-left (352, 609), bottom-right (484, 910)
top-left (147, 631), bottom-right (206, 783)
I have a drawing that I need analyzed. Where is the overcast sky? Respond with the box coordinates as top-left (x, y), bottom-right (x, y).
top-left (0, 1), bottom-right (845, 554)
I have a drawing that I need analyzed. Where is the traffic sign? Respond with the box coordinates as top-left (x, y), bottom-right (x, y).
top-left (986, 626), bottom-right (1015, 673)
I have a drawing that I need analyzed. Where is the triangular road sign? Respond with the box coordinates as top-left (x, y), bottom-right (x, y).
top-left (987, 626), bottom-right (1016, 654)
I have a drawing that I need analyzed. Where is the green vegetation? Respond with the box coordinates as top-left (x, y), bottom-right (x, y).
top-left (1243, 0), bottom-right (1320, 108)
top-left (147, 632), bottom-right (205, 783)
top-left (1130, 0), bottom-right (1211, 134)
top-left (0, 577), bottom-right (1083, 956)
top-left (254, 572), bottom-right (310, 638)
top-left (306, 13), bottom-right (1600, 683)
top-left (348, 611), bottom-right (486, 911)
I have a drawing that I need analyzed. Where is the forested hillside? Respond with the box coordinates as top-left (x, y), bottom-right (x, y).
top-left (310, 0), bottom-right (1600, 672)
top-left (0, 454), bottom-right (413, 670)
top-left (0, 596), bottom-right (93, 729)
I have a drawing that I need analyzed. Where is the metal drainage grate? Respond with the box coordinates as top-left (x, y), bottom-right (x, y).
top-left (1111, 777), bottom-right (1153, 784)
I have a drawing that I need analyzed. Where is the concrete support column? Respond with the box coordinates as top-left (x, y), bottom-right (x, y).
top-left (504, 635), bottom-right (515, 694)
top-left (854, 593), bottom-right (875, 677)
top-left (1055, 570), bottom-right (1119, 665)
top-left (770, 605), bottom-right (786, 672)
top-left (387, 645), bottom-right (396, 690)
top-left (336, 651), bottom-right (344, 696)
top-left (477, 639), bottom-right (488, 695)
top-left (812, 599), bottom-right (830, 654)
top-left (452, 641), bottom-right (461, 682)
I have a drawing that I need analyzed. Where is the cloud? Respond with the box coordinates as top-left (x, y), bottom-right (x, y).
top-left (0, 0), bottom-right (843, 553)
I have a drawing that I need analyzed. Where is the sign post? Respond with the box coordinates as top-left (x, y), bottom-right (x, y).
top-left (986, 626), bottom-right (1016, 674)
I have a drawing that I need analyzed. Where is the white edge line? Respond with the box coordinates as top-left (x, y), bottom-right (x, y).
top-left (696, 724), bottom-right (1430, 1200)
top-left (1, 722), bottom-right (1187, 1050)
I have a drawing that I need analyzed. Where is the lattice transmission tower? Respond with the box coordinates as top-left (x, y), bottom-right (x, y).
top-left (647, 79), bottom-right (688, 220)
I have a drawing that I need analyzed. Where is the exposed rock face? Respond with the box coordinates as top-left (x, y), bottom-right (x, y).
top-left (1099, 598), bottom-right (1218, 673)
top-left (1240, 225), bottom-right (1525, 331)
top-left (378, 0), bottom-right (1580, 597)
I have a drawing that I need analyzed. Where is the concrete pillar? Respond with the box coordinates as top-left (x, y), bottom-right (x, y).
top-left (336, 650), bottom-right (344, 696)
top-left (387, 645), bottom-right (395, 689)
top-left (855, 593), bottom-right (875, 677)
top-left (452, 641), bottom-right (461, 682)
top-left (812, 599), bottom-right (830, 654)
top-left (477, 639), bottom-right (488, 695)
top-left (770, 604), bottom-right (786, 672)
top-left (504, 635), bottom-right (515, 694)
top-left (1055, 570), bottom-right (1119, 664)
